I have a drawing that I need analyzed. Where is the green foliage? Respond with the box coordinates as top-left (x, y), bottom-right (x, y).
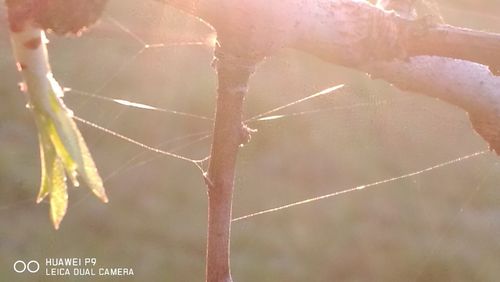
top-left (30, 75), bottom-right (108, 229)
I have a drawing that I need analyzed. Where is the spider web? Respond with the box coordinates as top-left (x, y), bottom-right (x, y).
top-left (1, 1), bottom-right (499, 281)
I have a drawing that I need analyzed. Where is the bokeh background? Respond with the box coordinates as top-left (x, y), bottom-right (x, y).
top-left (1, 0), bottom-right (500, 281)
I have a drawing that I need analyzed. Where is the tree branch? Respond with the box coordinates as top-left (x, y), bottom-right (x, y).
top-left (156, 0), bottom-right (500, 154)
top-left (366, 0), bottom-right (500, 153)
top-left (205, 49), bottom-right (258, 282)
top-left (404, 24), bottom-right (500, 75)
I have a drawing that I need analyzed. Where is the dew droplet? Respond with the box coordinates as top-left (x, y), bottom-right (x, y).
top-left (16, 62), bottom-right (27, 72)
top-left (68, 171), bottom-right (80, 187)
top-left (18, 82), bottom-right (28, 93)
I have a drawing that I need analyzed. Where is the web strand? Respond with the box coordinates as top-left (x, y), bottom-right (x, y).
top-left (250, 100), bottom-right (390, 122)
top-left (106, 15), bottom-right (148, 47)
top-left (120, 134), bottom-right (212, 172)
top-left (68, 89), bottom-right (213, 121)
top-left (103, 131), bottom-right (212, 182)
top-left (232, 150), bottom-right (488, 222)
top-left (73, 115), bottom-right (206, 173)
top-left (92, 15), bottom-right (212, 95)
top-left (67, 82), bottom-right (401, 128)
top-left (245, 84), bottom-right (345, 122)
top-left (145, 41), bottom-right (208, 49)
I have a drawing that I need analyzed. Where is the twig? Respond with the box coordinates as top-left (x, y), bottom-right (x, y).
top-left (205, 48), bottom-right (259, 282)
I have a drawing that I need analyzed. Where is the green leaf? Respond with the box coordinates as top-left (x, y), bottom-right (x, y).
top-left (34, 114), bottom-right (68, 229)
top-left (74, 125), bottom-right (108, 202)
top-left (48, 152), bottom-right (67, 230)
top-left (29, 75), bottom-right (108, 229)
top-left (45, 86), bottom-right (108, 202)
top-left (36, 132), bottom-right (51, 203)
top-left (43, 112), bottom-right (79, 186)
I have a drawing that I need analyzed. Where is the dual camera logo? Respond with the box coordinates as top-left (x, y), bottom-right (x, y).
top-left (13, 260), bottom-right (40, 273)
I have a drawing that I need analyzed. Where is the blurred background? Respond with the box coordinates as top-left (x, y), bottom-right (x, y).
top-left (1, 0), bottom-right (500, 281)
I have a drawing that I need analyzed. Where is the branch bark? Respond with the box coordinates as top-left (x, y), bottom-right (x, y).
top-left (205, 50), bottom-right (258, 282)
top-left (157, 0), bottom-right (500, 154)
top-left (367, 0), bottom-right (500, 154)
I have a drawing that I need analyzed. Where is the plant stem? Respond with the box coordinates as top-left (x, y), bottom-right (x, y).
top-left (8, 18), bottom-right (107, 229)
top-left (205, 51), bottom-right (257, 282)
